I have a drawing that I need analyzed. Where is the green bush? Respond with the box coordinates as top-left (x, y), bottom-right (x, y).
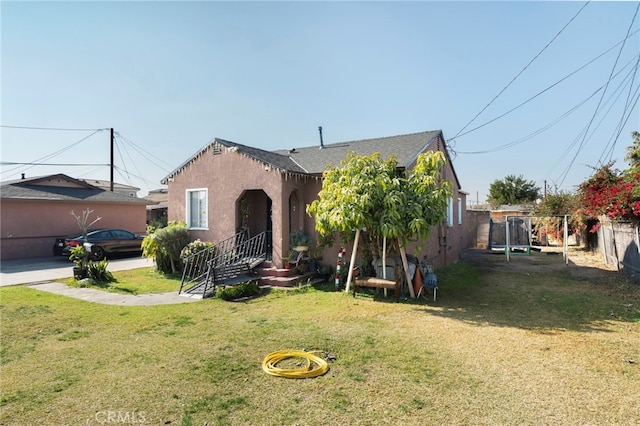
top-left (216, 281), bottom-right (261, 301)
top-left (87, 259), bottom-right (115, 283)
top-left (180, 239), bottom-right (214, 259)
top-left (142, 221), bottom-right (191, 274)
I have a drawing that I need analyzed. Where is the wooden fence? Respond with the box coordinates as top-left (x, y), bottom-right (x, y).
top-left (598, 220), bottom-right (640, 283)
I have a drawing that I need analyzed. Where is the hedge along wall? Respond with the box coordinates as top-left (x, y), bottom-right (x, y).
top-left (597, 219), bottom-right (640, 283)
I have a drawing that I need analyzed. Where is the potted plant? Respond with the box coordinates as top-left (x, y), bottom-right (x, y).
top-left (69, 245), bottom-right (88, 280)
top-left (296, 263), bottom-right (309, 275)
top-left (317, 263), bottom-right (333, 280)
top-left (282, 254), bottom-right (291, 269)
top-left (289, 230), bottom-right (313, 252)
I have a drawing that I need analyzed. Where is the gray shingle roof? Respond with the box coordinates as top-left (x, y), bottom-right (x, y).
top-left (162, 130), bottom-right (445, 183)
top-left (0, 174), bottom-right (153, 205)
top-left (217, 139), bottom-right (307, 174)
top-left (276, 130), bottom-right (442, 174)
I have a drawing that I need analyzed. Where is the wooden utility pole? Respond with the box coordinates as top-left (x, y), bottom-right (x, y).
top-left (110, 128), bottom-right (114, 191)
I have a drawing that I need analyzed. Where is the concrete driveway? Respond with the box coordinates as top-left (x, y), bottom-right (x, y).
top-left (0, 256), bottom-right (200, 305)
top-left (0, 255), bottom-right (154, 286)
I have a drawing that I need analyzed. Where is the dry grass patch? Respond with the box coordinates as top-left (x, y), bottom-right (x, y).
top-left (1, 248), bottom-right (639, 425)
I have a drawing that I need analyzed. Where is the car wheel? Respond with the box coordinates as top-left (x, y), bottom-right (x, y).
top-left (90, 246), bottom-right (106, 261)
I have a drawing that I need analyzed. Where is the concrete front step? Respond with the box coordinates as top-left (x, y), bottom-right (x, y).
top-left (259, 272), bottom-right (317, 288)
top-left (255, 266), bottom-right (298, 278)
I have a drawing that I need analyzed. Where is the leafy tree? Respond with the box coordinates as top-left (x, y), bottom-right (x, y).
top-left (533, 189), bottom-right (585, 246)
top-left (308, 151), bottom-right (451, 247)
top-left (307, 151), bottom-right (452, 295)
top-left (487, 175), bottom-right (540, 208)
top-left (625, 131), bottom-right (640, 171)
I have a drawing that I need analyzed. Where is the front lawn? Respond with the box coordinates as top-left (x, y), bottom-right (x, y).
top-left (58, 267), bottom-right (181, 294)
top-left (1, 250), bottom-right (639, 425)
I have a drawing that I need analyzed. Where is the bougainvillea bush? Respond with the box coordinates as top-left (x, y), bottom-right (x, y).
top-left (578, 163), bottom-right (640, 229)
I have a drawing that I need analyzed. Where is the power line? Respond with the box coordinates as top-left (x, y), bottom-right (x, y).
top-left (450, 62), bottom-right (640, 156)
top-left (450, 1), bottom-right (590, 142)
top-left (450, 27), bottom-right (640, 143)
top-left (0, 124), bottom-right (108, 131)
top-left (557, 2), bottom-right (640, 187)
top-left (113, 165), bottom-right (163, 188)
top-left (600, 86), bottom-right (640, 164)
top-left (0, 129), bottom-right (104, 178)
top-left (545, 57), bottom-right (640, 184)
top-left (598, 41), bottom-right (640, 165)
top-left (115, 132), bottom-right (174, 172)
top-left (1, 162), bottom-right (109, 166)
top-left (452, 90), bottom-right (600, 155)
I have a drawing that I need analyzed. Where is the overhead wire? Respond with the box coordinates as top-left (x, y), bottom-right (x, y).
top-left (556, 2), bottom-right (640, 187)
top-left (0, 124), bottom-right (108, 131)
top-left (116, 132), bottom-right (175, 172)
top-left (450, 28), bottom-right (640, 144)
top-left (452, 85), bottom-right (603, 155)
top-left (600, 86), bottom-right (640, 164)
top-left (450, 1), bottom-right (591, 142)
top-left (0, 162), bottom-right (109, 166)
top-left (598, 41), bottom-right (640, 165)
top-left (113, 166), bottom-right (165, 188)
top-left (452, 52), bottom-right (639, 156)
top-left (0, 129), bottom-right (105, 179)
top-left (545, 58), bottom-right (640, 185)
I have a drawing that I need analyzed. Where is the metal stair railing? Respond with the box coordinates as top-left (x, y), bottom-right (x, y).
top-left (202, 231), bottom-right (268, 295)
top-left (178, 230), bottom-right (248, 295)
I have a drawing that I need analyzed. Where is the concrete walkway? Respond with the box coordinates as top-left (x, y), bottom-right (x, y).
top-left (26, 282), bottom-right (199, 306)
top-left (1, 256), bottom-right (200, 305)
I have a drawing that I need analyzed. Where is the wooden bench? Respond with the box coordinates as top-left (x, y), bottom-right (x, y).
top-left (352, 265), bottom-right (402, 301)
top-left (211, 262), bottom-right (257, 289)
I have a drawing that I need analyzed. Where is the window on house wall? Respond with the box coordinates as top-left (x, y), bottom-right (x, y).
top-left (447, 197), bottom-right (454, 228)
top-left (458, 197), bottom-right (463, 225)
top-left (186, 189), bottom-right (208, 229)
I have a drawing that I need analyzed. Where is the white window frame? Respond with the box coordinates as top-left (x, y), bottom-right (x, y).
top-left (446, 197), bottom-right (454, 228)
top-left (458, 197), bottom-right (463, 225)
top-left (186, 188), bottom-right (208, 230)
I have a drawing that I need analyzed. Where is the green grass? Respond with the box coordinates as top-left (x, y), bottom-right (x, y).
top-left (2, 256), bottom-right (639, 425)
top-left (57, 267), bottom-right (181, 294)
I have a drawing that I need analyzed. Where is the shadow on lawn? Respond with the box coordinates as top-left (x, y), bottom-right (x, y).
top-left (410, 248), bottom-right (640, 333)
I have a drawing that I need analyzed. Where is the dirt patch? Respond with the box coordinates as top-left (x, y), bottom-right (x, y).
top-left (461, 246), bottom-right (619, 279)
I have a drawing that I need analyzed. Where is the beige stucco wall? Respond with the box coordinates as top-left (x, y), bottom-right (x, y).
top-left (0, 200), bottom-right (147, 260)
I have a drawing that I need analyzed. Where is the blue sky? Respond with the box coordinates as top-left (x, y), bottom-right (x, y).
top-left (1, 1), bottom-right (639, 203)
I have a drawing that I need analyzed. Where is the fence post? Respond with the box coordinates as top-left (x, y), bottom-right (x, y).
top-left (611, 222), bottom-right (620, 272)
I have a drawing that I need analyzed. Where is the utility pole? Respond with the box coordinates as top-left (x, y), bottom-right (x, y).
top-left (110, 128), bottom-right (114, 191)
top-left (543, 180), bottom-right (547, 198)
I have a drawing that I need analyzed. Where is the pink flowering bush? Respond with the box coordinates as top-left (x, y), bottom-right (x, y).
top-left (578, 164), bottom-right (640, 227)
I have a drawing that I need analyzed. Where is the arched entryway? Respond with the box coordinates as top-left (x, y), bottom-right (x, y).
top-left (236, 190), bottom-right (272, 257)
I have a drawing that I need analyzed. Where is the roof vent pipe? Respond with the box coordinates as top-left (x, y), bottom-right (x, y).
top-left (318, 126), bottom-right (324, 149)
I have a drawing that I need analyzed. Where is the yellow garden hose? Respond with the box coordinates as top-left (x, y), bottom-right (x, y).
top-left (262, 350), bottom-right (329, 379)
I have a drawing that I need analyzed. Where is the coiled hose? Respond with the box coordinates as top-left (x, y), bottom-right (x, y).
top-left (262, 349), bottom-right (329, 379)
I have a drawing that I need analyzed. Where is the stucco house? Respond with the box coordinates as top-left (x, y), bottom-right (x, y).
top-left (145, 188), bottom-right (168, 225)
top-left (0, 174), bottom-right (153, 260)
top-left (162, 130), bottom-right (467, 271)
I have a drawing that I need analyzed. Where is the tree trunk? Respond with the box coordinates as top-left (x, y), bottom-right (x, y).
top-left (345, 229), bottom-right (360, 293)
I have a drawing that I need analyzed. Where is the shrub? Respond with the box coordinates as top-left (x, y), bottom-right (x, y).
top-left (142, 221), bottom-right (191, 274)
top-left (87, 259), bottom-right (115, 283)
top-left (69, 245), bottom-right (88, 269)
top-left (180, 239), bottom-right (214, 259)
top-left (216, 281), bottom-right (261, 301)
